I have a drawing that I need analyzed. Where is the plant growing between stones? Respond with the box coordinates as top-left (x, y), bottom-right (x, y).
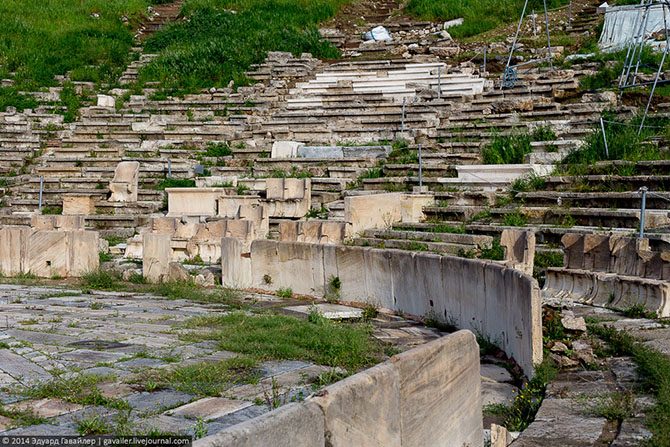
top-left (193, 418), bottom-right (208, 439)
top-left (276, 287), bottom-right (293, 298)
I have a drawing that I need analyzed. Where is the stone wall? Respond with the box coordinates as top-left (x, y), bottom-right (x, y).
top-left (195, 330), bottom-right (483, 447)
top-left (221, 239), bottom-right (542, 377)
top-left (0, 226), bottom-right (99, 278)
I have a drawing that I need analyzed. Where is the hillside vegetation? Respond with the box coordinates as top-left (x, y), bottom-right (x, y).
top-left (139, 0), bottom-right (349, 92)
top-left (405, 0), bottom-right (570, 37)
top-left (0, 0), bottom-right (164, 110)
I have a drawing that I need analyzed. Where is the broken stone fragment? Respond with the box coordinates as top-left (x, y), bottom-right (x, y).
top-left (572, 339), bottom-right (596, 365)
top-left (491, 423), bottom-right (512, 447)
top-left (561, 310), bottom-right (587, 332)
top-left (550, 341), bottom-right (569, 353)
top-left (549, 352), bottom-right (580, 369)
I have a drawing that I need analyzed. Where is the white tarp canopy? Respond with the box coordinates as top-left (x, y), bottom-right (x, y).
top-left (599, 3), bottom-right (669, 52)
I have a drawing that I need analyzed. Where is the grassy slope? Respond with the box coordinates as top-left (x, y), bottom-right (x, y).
top-left (139, 0), bottom-right (349, 92)
top-left (405, 0), bottom-right (570, 38)
top-left (0, 0), bottom-right (158, 110)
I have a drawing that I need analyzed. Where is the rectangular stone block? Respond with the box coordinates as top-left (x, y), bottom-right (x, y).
top-left (62, 195), bottom-right (96, 215)
top-left (0, 226), bottom-right (30, 275)
top-left (279, 221), bottom-right (299, 242)
top-left (270, 141), bottom-right (304, 159)
top-left (68, 231), bottom-right (99, 276)
top-left (167, 188), bottom-right (227, 217)
top-left (265, 178), bottom-right (285, 201)
top-left (392, 330), bottom-right (483, 447)
top-left (194, 401), bottom-right (323, 447)
top-left (562, 233), bottom-right (585, 270)
top-left (27, 231), bottom-right (68, 278)
top-left (311, 362), bottom-right (401, 447)
top-left (218, 196), bottom-right (262, 219)
top-left (400, 194), bottom-right (434, 223)
top-left (344, 193), bottom-right (403, 236)
top-left (221, 237), bottom-right (252, 288)
top-left (143, 233), bottom-right (172, 283)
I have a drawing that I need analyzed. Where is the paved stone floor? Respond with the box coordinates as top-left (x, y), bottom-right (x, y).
top-left (510, 302), bottom-right (661, 447)
top-left (0, 284), bottom-right (517, 437)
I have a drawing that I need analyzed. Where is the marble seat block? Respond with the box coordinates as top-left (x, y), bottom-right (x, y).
top-left (109, 161), bottom-right (139, 203)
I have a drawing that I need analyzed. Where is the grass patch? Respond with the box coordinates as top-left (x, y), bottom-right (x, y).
top-left (140, 0), bottom-right (346, 93)
top-left (204, 142), bottom-right (232, 157)
top-left (503, 211), bottom-right (528, 227)
top-left (276, 287), bottom-right (293, 298)
top-left (155, 178), bottom-right (196, 190)
top-left (533, 250), bottom-right (563, 286)
top-left (0, 406), bottom-right (47, 428)
top-left (480, 238), bottom-right (505, 261)
top-left (0, 0), bottom-right (154, 108)
top-left (131, 357), bottom-right (258, 396)
top-left (405, 0), bottom-right (569, 38)
top-left (23, 374), bottom-right (129, 410)
top-left (81, 269), bottom-right (120, 290)
top-left (559, 114), bottom-right (670, 174)
top-left (182, 311), bottom-right (384, 371)
top-left (149, 280), bottom-right (241, 306)
top-left (621, 303), bottom-right (657, 320)
top-left (482, 133), bottom-right (532, 165)
top-left (41, 206), bottom-right (63, 215)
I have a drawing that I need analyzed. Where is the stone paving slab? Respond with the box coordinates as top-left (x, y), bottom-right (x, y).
top-left (283, 303), bottom-right (363, 320)
top-left (167, 397), bottom-right (252, 421)
top-left (513, 398), bottom-right (607, 446)
top-left (480, 364), bottom-right (513, 383)
top-left (80, 366), bottom-right (132, 378)
top-left (116, 358), bottom-right (168, 370)
top-left (0, 350), bottom-right (53, 384)
top-left (2, 422), bottom-right (78, 436)
top-left (481, 381), bottom-right (517, 407)
top-left (60, 349), bottom-right (127, 364)
top-left (7, 398), bottom-right (83, 419)
top-left (126, 390), bottom-right (195, 414)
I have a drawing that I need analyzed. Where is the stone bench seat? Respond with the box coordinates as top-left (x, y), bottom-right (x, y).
top-left (425, 205), bottom-right (669, 229)
top-left (351, 236), bottom-right (479, 255)
top-left (514, 191), bottom-right (670, 209)
top-left (544, 174), bottom-right (670, 191)
top-left (383, 163), bottom-right (456, 177)
top-left (543, 268), bottom-right (670, 317)
top-left (364, 228), bottom-right (493, 247)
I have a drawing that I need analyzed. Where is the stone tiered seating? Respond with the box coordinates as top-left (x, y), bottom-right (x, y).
top-left (543, 233), bottom-right (670, 316)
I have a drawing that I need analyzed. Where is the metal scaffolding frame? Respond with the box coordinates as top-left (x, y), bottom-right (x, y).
top-left (617, 0), bottom-right (670, 132)
top-left (502, 0), bottom-right (554, 88)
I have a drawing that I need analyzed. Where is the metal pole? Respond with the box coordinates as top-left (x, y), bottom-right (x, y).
top-left (168, 158), bottom-right (172, 177)
top-left (504, 0), bottom-right (530, 76)
top-left (418, 144), bottom-right (423, 188)
top-left (543, 0), bottom-right (554, 70)
top-left (38, 176), bottom-right (43, 212)
top-left (600, 117), bottom-right (610, 158)
top-left (639, 2), bottom-right (669, 134)
top-left (639, 186), bottom-right (648, 238)
top-left (483, 45), bottom-right (488, 74)
top-left (437, 66), bottom-right (442, 99)
top-left (401, 97), bottom-right (406, 133)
